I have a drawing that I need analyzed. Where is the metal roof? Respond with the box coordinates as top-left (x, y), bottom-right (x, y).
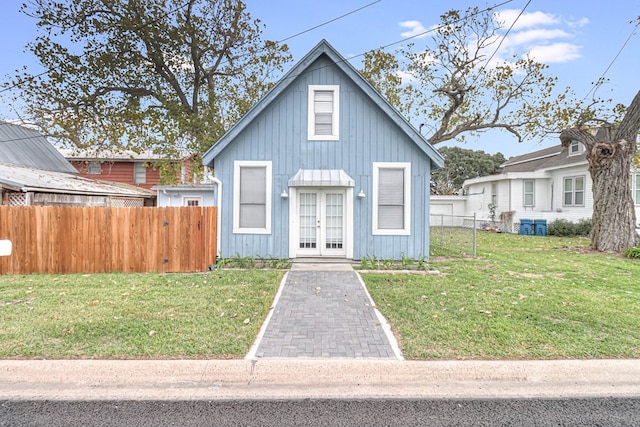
top-left (0, 121), bottom-right (78, 174)
top-left (288, 169), bottom-right (355, 187)
top-left (0, 162), bottom-right (155, 197)
top-left (59, 148), bottom-right (177, 161)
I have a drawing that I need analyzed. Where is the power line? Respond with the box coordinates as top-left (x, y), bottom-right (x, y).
top-left (277, 0), bottom-right (382, 44)
top-left (581, 19), bottom-right (639, 103)
top-left (0, 0), bottom-right (385, 140)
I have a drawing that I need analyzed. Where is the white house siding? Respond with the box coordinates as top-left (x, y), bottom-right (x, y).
top-left (155, 186), bottom-right (216, 207)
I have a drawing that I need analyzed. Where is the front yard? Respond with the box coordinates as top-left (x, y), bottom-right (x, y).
top-left (364, 233), bottom-right (640, 359)
top-left (0, 232), bottom-right (638, 360)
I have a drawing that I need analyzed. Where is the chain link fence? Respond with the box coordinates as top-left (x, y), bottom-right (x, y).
top-left (429, 213), bottom-right (477, 258)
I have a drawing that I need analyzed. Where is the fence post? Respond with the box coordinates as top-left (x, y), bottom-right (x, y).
top-left (473, 212), bottom-right (477, 257)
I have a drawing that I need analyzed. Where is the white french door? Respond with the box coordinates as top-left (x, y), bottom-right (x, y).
top-left (297, 189), bottom-right (346, 257)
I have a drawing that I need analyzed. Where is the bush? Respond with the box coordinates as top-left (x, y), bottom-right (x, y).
top-left (623, 247), bottom-right (640, 259)
top-left (548, 218), bottom-right (592, 237)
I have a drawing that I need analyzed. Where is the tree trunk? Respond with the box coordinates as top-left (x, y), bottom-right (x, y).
top-left (560, 90), bottom-right (640, 253)
top-left (588, 138), bottom-right (640, 252)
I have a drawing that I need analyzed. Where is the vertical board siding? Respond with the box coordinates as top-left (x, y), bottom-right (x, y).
top-left (214, 56), bottom-right (433, 260)
top-left (0, 206), bottom-right (217, 274)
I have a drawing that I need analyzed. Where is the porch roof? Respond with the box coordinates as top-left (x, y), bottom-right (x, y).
top-left (288, 169), bottom-right (355, 187)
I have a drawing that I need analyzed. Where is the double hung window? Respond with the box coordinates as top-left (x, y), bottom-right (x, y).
top-left (233, 161), bottom-right (272, 234)
top-left (373, 162), bottom-right (411, 235)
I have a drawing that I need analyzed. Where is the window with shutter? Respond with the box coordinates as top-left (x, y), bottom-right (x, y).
top-left (373, 162), bottom-right (411, 235)
top-left (308, 85), bottom-right (339, 140)
top-left (233, 161), bottom-right (272, 234)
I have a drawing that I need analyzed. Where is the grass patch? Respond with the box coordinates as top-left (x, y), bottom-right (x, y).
top-left (0, 271), bottom-right (282, 359)
top-left (363, 233), bottom-right (640, 360)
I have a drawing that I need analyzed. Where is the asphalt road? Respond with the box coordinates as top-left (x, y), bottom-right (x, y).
top-left (2, 398), bottom-right (639, 427)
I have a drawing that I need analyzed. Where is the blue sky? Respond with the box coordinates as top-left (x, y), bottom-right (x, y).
top-left (1, 0), bottom-right (638, 158)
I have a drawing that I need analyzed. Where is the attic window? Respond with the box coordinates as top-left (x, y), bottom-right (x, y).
top-left (569, 141), bottom-right (582, 156)
top-left (308, 85), bottom-right (339, 141)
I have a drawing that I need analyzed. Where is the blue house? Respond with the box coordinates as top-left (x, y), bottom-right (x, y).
top-left (202, 40), bottom-right (444, 261)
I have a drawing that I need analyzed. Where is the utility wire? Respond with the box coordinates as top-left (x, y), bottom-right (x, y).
top-left (0, 0), bottom-right (384, 130)
top-left (277, 0), bottom-right (381, 44)
top-left (581, 19), bottom-right (639, 103)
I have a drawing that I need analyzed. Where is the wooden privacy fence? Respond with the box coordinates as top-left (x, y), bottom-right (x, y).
top-left (0, 206), bottom-right (217, 274)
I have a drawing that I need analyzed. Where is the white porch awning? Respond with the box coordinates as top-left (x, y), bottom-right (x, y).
top-left (288, 169), bottom-right (355, 187)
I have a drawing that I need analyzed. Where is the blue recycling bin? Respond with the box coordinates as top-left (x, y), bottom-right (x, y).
top-left (534, 219), bottom-right (547, 236)
top-left (519, 219), bottom-right (533, 236)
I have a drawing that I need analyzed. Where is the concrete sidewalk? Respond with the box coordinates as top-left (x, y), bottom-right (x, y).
top-left (1, 359), bottom-right (640, 401)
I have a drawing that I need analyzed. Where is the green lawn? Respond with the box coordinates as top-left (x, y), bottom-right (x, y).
top-left (363, 232), bottom-right (640, 359)
top-left (1, 233), bottom-right (639, 360)
top-left (0, 270), bottom-right (283, 359)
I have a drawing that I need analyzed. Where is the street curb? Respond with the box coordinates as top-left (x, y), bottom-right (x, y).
top-left (1, 359), bottom-right (639, 401)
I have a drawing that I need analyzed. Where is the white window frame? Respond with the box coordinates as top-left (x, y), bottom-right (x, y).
top-left (88, 161), bottom-right (101, 174)
top-left (233, 160), bottom-right (272, 234)
top-left (183, 196), bottom-right (202, 207)
top-left (307, 85), bottom-right (340, 141)
top-left (372, 162), bottom-right (411, 236)
top-left (563, 176), bottom-right (585, 206)
top-left (568, 140), bottom-right (582, 156)
top-left (490, 183), bottom-right (498, 207)
top-left (523, 179), bottom-right (535, 207)
top-left (633, 174), bottom-right (640, 206)
top-left (133, 162), bottom-right (146, 184)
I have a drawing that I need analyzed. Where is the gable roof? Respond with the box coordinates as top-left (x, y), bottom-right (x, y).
top-left (202, 39), bottom-right (444, 168)
top-left (501, 143), bottom-right (587, 173)
top-left (0, 121), bottom-right (78, 174)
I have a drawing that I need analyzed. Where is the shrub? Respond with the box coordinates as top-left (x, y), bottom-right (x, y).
top-left (623, 247), bottom-right (640, 259)
top-left (548, 218), bottom-right (592, 237)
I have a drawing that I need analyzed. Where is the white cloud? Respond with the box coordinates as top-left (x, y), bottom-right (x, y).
top-left (567, 17), bottom-right (589, 28)
top-left (505, 29), bottom-right (571, 48)
top-left (496, 9), bottom-right (559, 30)
top-left (397, 70), bottom-right (417, 84)
top-left (399, 20), bottom-right (428, 39)
top-left (527, 42), bottom-right (582, 63)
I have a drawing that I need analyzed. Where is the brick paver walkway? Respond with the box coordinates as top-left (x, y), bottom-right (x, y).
top-left (253, 266), bottom-right (400, 358)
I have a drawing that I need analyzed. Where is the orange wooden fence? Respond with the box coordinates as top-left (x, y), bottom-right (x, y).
top-left (0, 206), bottom-right (217, 274)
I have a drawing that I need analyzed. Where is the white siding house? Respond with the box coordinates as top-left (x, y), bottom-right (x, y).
top-left (454, 142), bottom-right (640, 232)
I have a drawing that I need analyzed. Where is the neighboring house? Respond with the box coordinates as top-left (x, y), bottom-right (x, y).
top-left (0, 121), bottom-right (155, 206)
top-left (201, 40), bottom-right (444, 261)
top-left (455, 141), bottom-right (640, 231)
top-left (61, 149), bottom-right (170, 190)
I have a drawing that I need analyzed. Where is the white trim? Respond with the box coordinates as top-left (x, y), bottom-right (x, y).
top-left (307, 85), bottom-right (340, 141)
top-left (568, 140), bottom-right (583, 156)
top-left (133, 162), bottom-right (146, 184)
top-left (523, 179), bottom-right (535, 207)
top-left (233, 160), bottom-right (272, 234)
top-left (563, 175), bottom-right (585, 207)
top-left (288, 187), bottom-right (354, 258)
top-left (183, 196), bottom-right (202, 206)
top-left (372, 162), bottom-right (411, 236)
